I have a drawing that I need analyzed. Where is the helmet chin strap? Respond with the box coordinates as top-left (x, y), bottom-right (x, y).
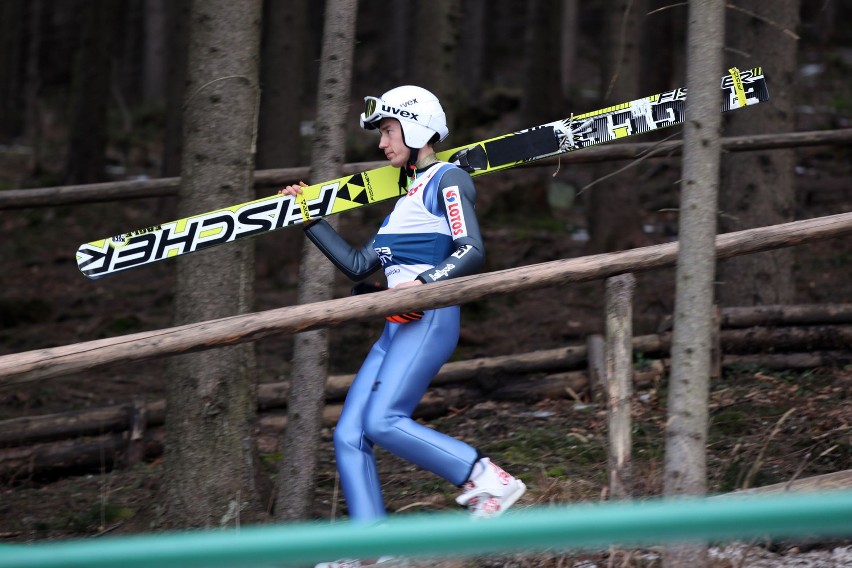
top-left (398, 143), bottom-right (420, 192)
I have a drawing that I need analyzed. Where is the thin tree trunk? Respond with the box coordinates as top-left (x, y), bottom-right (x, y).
top-left (64, 0), bottom-right (120, 184)
top-left (459, 0), bottom-right (486, 102)
top-left (142, 0), bottom-right (168, 103)
top-left (412, 0), bottom-right (459, 132)
top-left (560, 0), bottom-right (579, 97)
top-left (521, 0), bottom-right (562, 127)
top-left (586, 0), bottom-right (650, 255)
top-left (257, 0), bottom-right (307, 170)
top-left (159, 0), bottom-right (265, 528)
top-left (276, 0), bottom-right (358, 522)
top-left (160, 0), bottom-right (189, 178)
top-left (23, 0), bottom-right (43, 176)
top-left (0, 0), bottom-right (25, 142)
top-left (717, 0), bottom-right (800, 306)
top-left (663, 1), bottom-right (726, 566)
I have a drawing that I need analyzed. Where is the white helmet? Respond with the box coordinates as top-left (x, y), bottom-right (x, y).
top-left (360, 85), bottom-right (449, 148)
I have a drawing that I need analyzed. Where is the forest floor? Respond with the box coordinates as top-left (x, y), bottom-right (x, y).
top-left (1, 111), bottom-right (852, 565)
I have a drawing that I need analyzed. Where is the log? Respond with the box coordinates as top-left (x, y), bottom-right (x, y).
top-left (720, 303), bottom-right (852, 328)
top-left (261, 345), bottom-right (589, 409)
top-left (0, 348), bottom-right (587, 447)
top-left (3, 332), bottom-right (848, 449)
top-left (2, 212), bottom-right (851, 385)
top-left (0, 400), bottom-right (165, 447)
top-left (721, 351), bottom-right (852, 370)
top-left (719, 324), bottom-right (852, 353)
top-left (635, 325), bottom-right (852, 355)
top-left (1, 372), bottom-right (589, 480)
top-left (0, 430), bottom-right (164, 482)
top-left (6, 345), bottom-right (845, 481)
top-left (721, 470), bottom-right (852, 496)
top-left (487, 371), bottom-right (589, 402)
top-left (3, 129), bottom-right (850, 209)
top-left (658, 303), bottom-right (852, 331)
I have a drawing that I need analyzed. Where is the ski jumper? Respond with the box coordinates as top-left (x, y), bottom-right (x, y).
top-left (304, 162), bottom-right (485, 522)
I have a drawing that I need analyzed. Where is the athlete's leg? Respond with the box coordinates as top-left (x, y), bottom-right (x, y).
top-left (362, 306), bottom-right (479, 486)
top-left (333, 327), bottom-right (393, 522)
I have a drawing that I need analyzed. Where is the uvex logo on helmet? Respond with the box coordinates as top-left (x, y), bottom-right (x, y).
top-left (442, 187), bottom-right (467, 237)
top-left (381, 104), bottom-right (420, 122)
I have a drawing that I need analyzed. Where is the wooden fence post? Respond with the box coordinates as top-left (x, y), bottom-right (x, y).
top-left (605, 273), bottom-right (636, 500)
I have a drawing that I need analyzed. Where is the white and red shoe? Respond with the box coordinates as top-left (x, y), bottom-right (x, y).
top-left (455, 458), bottom-right (526, 519)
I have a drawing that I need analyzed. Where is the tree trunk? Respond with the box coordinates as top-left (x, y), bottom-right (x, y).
top-left (586, 0), bottom-right (650, 255)
top-left (142, 0), bottom-right (168, 103)
top-left (389, 3), bottom-right (412, 87)
top-left (115, 0), bottom-right (145, 108)
top-left (560, 0), bottom-right (579, 98)
top-left (643, 0), bottom-right (687, 93)
top-left (22, 0), bottom-right (43, 176)
top-left (459, 0), bottom-right (486, 102)
top-left (521, 0), bottom-right (563, 127)
top-left (276, 0), bottom-right (358, 522)
top-left (664, 1), bottom-right (726, 566)
top-left (412, 0), bottom-right (459, 132)
top-left (257, 0), bottom-right (308, 170)
top-left (717, 0), bottom-right (800, 307)
top-left (0, 0), bottom-right (25, 142)
top-left (64, 0), bottom-right (120, 184)
top-left (160, 0), bottom-right (190, 178)
top-left (159, 0), bottom-right (266, 528)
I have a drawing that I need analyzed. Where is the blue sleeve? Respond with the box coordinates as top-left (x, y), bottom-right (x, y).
top-left (303, 219), bottom-right (382, 282)
top-left (416, 167), bottom-right (486, 283)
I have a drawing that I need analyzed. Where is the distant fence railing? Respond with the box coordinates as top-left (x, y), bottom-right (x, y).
top-left (1, 128), bottom-right (850, 209)
top-left (2, 490), bottom-right (852, 568)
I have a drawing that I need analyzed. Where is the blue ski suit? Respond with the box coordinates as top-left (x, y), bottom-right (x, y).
top-left (303, 162), bottom-right (485, 522)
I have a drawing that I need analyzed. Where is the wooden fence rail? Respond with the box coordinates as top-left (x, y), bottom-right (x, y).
top-left (1, 129), bottom-right (850, 209)
top-left (2, 321), bottom-right (850, 450)
top-left (1, 211), bottom-right (851, 385)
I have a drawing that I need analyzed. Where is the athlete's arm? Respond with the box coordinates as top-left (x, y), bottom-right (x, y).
top-left (417, 168), bottom-right (485, 283)
top-left (303, 219), bottom-right (382, 281)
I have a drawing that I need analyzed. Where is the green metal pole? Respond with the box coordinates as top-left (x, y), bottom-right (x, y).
top-left (2, 491), bottom-right (851, 568)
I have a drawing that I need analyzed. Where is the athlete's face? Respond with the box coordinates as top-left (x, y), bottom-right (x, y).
top-left (378, 118), bottom-right (410, 168)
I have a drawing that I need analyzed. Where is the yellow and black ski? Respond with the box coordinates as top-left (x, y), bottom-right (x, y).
top-left (76, 67), bottom-right (768, 279)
